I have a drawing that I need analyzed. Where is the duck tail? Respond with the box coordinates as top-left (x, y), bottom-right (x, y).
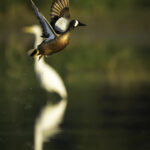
top-left (27, 49), bottom-right (39, 58)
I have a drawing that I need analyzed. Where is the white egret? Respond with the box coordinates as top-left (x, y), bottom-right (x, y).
top-left (24, 25), bottom-right (68, 150)
top-left (24, 25), bottom-right (67, 99)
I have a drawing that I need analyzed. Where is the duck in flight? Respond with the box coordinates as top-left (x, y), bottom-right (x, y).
top-left (29, 0), bottom-right (86, 59)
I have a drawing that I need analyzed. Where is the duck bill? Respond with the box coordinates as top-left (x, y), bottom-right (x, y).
top-left (79, 22), bottom-right (87, 27)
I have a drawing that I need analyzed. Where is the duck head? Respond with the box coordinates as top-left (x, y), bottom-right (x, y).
top-left (68, 19), bottom-right (86, 31)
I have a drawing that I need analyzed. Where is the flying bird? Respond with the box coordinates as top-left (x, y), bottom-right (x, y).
top-left (24, 25), bottom-right (67, 98)
top-left (29, 0), bottom-right (86, 59)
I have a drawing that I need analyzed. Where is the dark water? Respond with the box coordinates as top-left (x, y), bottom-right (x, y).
top-left (0, 74), bottom-right (150, 150)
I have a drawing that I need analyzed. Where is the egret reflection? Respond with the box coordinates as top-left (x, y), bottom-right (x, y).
top-left (34, 99), bottom-right (67, 150)
top-left (24, 25), bottom-right (67, 150)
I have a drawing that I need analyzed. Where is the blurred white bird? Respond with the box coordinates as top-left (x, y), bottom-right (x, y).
top-left (24, 25), bottom-right (68, 150)
top-left (24, 25), bottom-right (67, 99)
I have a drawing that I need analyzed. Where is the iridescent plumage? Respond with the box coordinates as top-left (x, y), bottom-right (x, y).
top-left (29, 0), bottom-right (86, 58)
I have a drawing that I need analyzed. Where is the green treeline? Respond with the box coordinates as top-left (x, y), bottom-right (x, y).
top-left (0, 0), bottom-right (150, 13)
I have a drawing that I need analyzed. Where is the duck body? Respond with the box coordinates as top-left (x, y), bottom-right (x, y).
top-left (29, 0), bottom-right (86, 59)
top-left (38, 32), bottom-right (70, 56)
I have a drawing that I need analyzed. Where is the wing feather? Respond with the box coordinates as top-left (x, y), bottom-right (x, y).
top-left (63, 0), bottom-right (67, 7)
top-left (52, 7), bottom-right (60, 13)
top-left (61, 0), bottom-right (65, 7)
top-left (58, 1), bottom-right (63, 9)
top-left (30, 0), bottom-right (56, 40)
top-left (50, 0), bottom-right (70, 19)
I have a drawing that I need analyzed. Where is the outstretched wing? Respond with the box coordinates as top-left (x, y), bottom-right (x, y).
top-left (50, 0), bottom-right (70, 19)
top-left (30, 0), bottom-right (56, 41)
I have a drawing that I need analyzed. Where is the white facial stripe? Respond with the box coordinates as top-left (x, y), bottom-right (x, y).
top-left (55, 17), bottom-right (69, 33)
top-left (74, 20), bottom-right (79, 27)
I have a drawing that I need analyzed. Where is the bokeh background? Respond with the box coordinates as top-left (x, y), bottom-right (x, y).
top-left (0, 0), bottom-right (150, 150)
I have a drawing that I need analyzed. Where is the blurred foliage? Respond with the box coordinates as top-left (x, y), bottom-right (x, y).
top-left (0, 0), bottom-right (149, 99)
top-left (0, 0), bottom-right (150, 14)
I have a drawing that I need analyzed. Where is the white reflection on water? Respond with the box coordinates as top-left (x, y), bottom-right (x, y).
top-left (24, 25), bottom-right (67, 150)
top-left (34, 99), bottom-right (67, 150)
